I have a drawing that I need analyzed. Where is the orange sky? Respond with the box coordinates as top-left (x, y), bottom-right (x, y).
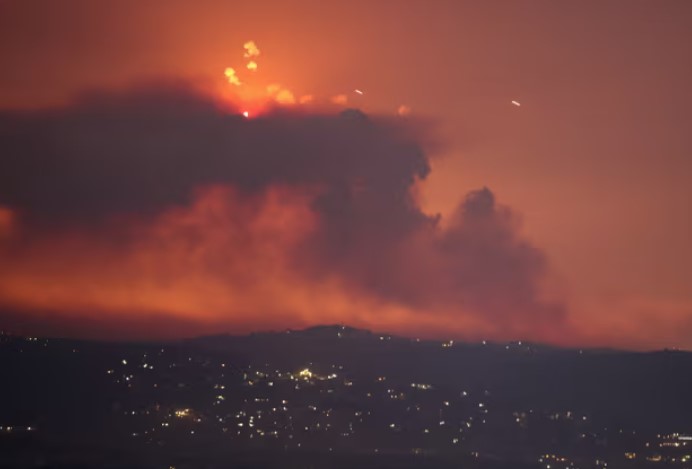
top-left (0, 0), bottom-right (690, 350)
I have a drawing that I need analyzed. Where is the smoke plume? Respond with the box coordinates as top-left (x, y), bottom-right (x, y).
top-left (0, 82), bottom-right (566, 341)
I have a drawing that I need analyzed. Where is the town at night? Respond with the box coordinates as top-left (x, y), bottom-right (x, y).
top-left (2, 327), bottom-right (692, 468)
top-left (1, 0), bottom-right (691, 467)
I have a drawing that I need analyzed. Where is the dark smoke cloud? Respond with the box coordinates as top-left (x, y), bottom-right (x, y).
top-left (0, 82), bottom-right (565, 332)
top-left (0, 85), bottom-right (428, 226)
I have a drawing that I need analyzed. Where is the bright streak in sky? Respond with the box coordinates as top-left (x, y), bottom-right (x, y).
top-left (511, 100), bottom-right (521, 107)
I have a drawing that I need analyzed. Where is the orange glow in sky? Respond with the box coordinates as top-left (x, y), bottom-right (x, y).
top-left (220, 40), bottom-right (358, 117)
top-left (0, 1), bottom-right (691, 350)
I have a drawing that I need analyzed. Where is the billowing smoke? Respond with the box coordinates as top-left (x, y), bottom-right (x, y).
top-left (0, 82), bottom-right (566, 341)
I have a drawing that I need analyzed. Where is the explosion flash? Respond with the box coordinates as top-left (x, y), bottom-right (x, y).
top-left (223, 41), bottom-right (401, 115)
top-left (243, 40), bottom-right (260, 58)
top-left (224, 67), bottom-right (242, 86)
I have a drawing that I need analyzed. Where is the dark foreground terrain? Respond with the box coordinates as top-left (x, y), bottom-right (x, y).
top-left (1, 326), bottom-right (691, 468)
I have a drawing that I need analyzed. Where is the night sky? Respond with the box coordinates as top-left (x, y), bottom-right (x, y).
top-left (0, 0), bottom-right (690, 350)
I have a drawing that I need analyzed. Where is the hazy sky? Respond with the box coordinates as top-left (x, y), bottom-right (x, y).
top-left (0, 0), bottom-right (690, 349)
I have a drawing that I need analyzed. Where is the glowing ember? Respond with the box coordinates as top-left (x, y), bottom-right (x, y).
top-left (243, 40), bottom-right (260, 58)
top-left (224, 67), bottom-right (241, 86)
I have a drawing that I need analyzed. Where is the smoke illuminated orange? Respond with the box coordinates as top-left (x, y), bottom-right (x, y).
top-left (1, 3), bottom-right (690, 352)
top-left (0, 206), bottom-right (14, 239)
top-left (0, 185), bottom-right (505, 341)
